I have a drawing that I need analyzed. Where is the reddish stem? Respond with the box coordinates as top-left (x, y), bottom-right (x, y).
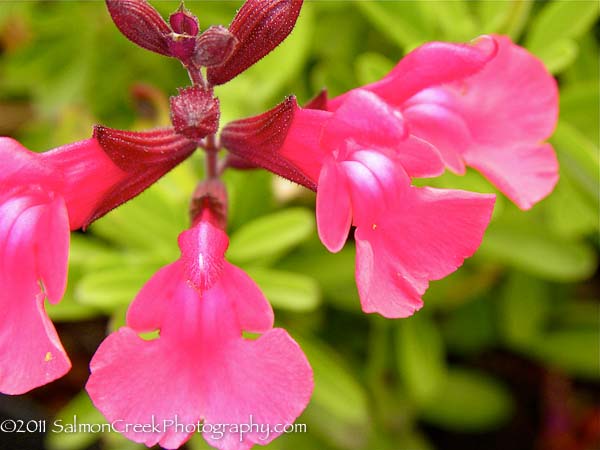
top-left (183, 62), bottom-right (220, 179)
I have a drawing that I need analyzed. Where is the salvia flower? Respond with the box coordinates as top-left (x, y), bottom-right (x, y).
top-left (0, 138), bottom-right (71, 394)
top-left (0, 1), bottom-right (562, 448)
top-left (87, 204), bottom-right (313, 449)
top-left (0, 128), bottom-right (196, 394)
top-left (328, 35), bottom-right (559, 210)
top-left (0, 136), bottom-right (131, 394)
top-left (223, 90), bottom-right (496, 317)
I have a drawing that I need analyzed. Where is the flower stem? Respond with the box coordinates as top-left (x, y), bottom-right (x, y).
top-left (204, 134), bottom-right (219, 179)
top-left (183, 63), bottom-right (220, 180)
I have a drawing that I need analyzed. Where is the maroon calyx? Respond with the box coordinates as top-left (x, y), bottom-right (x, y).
top-left (220, 96), bottom-right (315, 190)
top-left (87, 125), bottom-right (197, 227)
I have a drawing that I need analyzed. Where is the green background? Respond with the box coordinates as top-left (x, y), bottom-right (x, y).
top-left (0, 1), bottom-right (598, 449)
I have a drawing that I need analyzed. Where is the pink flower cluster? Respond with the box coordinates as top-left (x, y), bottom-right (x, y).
top-left (0, 1), bottom-right (558, 449)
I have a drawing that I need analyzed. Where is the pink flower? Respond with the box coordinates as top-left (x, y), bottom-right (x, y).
top-left (0, 136), bottom-right (125, 394)
top-left (0, 138), bottom-right (71, 394)
top-left (222, 90), bottom-right (495, 318)
top-left (330, 35), bottom-right (559, 210)
top-left (86, 209), bottom-right (314, 450)
top-left (0, 129), bottom-right (196, 394)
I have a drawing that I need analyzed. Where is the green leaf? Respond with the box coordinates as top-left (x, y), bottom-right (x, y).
top-left (223, 170), bottom-right (275, 231)
top-left (355, 1), bottom-right (430, 50)
top-left (421, 368), bottom-right (514, 431)
top-left (244, 267), bottom-right (321, 312)
top-left (89, 185), bottom-right (185, 261)
top-left (441, 294), bottom-right (498, 355)
top-left (531, 328), bottom-right (600, 379)
top-left (503, 0), bottom-right (534, 41)
top-left (396, 314), bottom-right (446, 406)
top-left (46, 391), bottom-right (104, 450)
top-left (498, 272), bottom-right (549, 349)
top-left (475, 0), bottom-right (515, 33)
top-left (46, 295), bottom-right (100, 322)
top-left (76, 266), bottom-right (155, 312)
top-left (295, 335), bottom-right (369, 426)
top-left (560, 81), bottom-right (600, 143)
top-left (418, 1), bottom-right (477, 41)
top-left (227, 208), bottom-right (315, 264)
top-left (478, 224), bottom-right (597, 282)
top-left (563, 33), bottom-right (599, 84)
top-left (552, 121), bottom-right (600, 205)
top-left (279, 242), bottom-right (360, 312)
top-left (526, 0), bottom-right (599, 53)
top-left (547, 172), bottom-right (599, 238)
top-left (535, 38), bottom-right (578, 74)
top-left (355, 52), bottom-right (394, 86)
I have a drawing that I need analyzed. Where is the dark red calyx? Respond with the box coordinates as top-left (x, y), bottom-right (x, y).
top-left (169, 86), bottom-right (220, 140)
top-left (304, 88), bottom-right (329, 110)
top-left (220, 96), bottom-right (316, 190)
top-left (88, 125), bottom-right (197, 227)
top-left (223, 153), bottom-right (259, 171)
top-left (106, 0), bottom-right (172, 56)
top-left (189, 178), bottom-right (228, 228)
top-left (207, 0), bottom-right (304, 86)
top-left (106, 0), bottom-right (202, 62)
top-left (193, 26), bottom-right (238, 68)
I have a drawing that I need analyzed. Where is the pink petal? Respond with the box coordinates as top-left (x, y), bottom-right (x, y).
top-left (316, 159), bottom-right (353, 253)
top-left (0, 138), bottom-right (60, 190)
top-left (87, 327), bottom-right (204, 449)
top-left (402, 102), bottom-right (469, 174)
top-left (41, 138), bottom-right (127, 230)
top-left (452, 36), bottom-right (559, 208)
top-left (278, 106), bottom-right (332, 183)
top-left (0, 194), bottom-right (70, 394)
top-left (220, 262), bottom-right (274, 333)
top-left (88, 263), bottom-right (312, 450)
top-left (339, 151), bottom-right (409, 227)
top-left (201, 327), bottom-right (313, 450)
top-left (321, 90), bottom-right (406, 151)
top-left (178, 218), bottom-right (229, 291)
top-left (464, 143), bottom-right (559, 210)
top-left (452, 35), bottom-right (558, 146)
top-left (394, 135), bottom-right (445, 179)
top-left (35, 196), bottom-right (70, 304)
top-left (354, 233), bottom-right (424, 318)
top-left (354, 187), bottom-right (495, 318)
top-left (126, 261), bottom-right (185, 333)
top-left (0, 288), bottom-right (71, 394)
top-left (330, 36), bottom-right (498, 110)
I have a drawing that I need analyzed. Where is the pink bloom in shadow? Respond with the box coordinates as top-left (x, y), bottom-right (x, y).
top-left (86, 211), bottom-right (313, 450)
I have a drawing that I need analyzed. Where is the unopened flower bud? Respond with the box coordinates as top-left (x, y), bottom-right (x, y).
top-left (207, 0), bottom-right (304, 85)
top-left (105, 0), bottom-right (171, 56)
top-left (193, 26), bottom-right (238, 68)
top-left (170, 87), bottom-right (220, 140)
top-left (169, 5), bottom-right (199, 36)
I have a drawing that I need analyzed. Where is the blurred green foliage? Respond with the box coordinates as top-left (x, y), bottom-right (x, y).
top-left (0, 1), bottom-right (598, 450)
